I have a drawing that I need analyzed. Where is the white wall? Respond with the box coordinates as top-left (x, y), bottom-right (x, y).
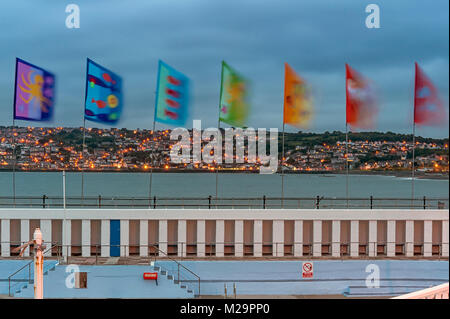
top-left (0, 209), bottom-right (448, 259)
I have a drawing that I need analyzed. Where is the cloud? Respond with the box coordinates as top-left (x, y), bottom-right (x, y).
top-left (0, 0), bottom-right (448, 137)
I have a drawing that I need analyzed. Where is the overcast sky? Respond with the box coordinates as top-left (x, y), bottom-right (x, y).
top-left (0, 0), bottom-right (448, 137)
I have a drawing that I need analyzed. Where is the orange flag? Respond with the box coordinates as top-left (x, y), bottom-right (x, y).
top-left (283, 63), bottom-right (313, 129)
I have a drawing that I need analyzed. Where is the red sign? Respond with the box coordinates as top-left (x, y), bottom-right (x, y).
top-left (302, 262), bottom-right (313, 279)
top-left (143, 272), bottom-right (158, 280)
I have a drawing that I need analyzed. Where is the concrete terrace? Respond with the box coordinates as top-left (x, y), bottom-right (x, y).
top-left (14, 264), bottom-right (194, 299)
top-left (0, 260), bottom-right (58, 296)
top-left (1, 259), bottom-right (448, 298)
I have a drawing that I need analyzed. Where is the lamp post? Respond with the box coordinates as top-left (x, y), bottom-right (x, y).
top-left (13, 228), bottom-right (46, 299)
top-left (33, 228), bottom-right (44, 299)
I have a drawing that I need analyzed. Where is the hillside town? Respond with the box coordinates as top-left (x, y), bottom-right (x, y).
top-left (0, 126), bottom-right (448, 174)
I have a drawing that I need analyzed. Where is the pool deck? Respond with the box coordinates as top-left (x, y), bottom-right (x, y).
top-left (1, 258), bottom-right (448, 298)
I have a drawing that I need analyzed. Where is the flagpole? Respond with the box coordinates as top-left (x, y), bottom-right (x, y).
top-left (81, 118), bottom-right (86, 200)
top-left (216, 62), bottom-right (225, 202)
top-left (411, 62), bottom-right (417, 209)
top-left (63, 170), bottom-right (66, 210)
top-left (345, 123), bottom-right (349, 209)
top-left (281, 122), bottom-right (285, 208)
top-left (215, 118), bottom-right (220, 200)
top-left (63, 170), bottom-right (67, 262)
top-left (12, 119), bottom-right (16, 207)
top-left (149, 120), bottom-right (156, 207)
top-left (411, 123), bottom-right (416, 207)
top-left (344, 64), bottom-right (350, 209)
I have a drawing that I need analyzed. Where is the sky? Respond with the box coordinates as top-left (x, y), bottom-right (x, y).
top-left (0, 0), bottom-right (448, 137)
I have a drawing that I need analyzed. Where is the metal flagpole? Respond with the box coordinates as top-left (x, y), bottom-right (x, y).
top-left (149, 88), bottom-right (158, 208)
top-left (345, 123), bottom-right (349, 209)
top-left (81, 58), bottom-right (89, 203)
top-left (12, 119), bottom-right (16, 207)
top-left (411, 123), bottom-right (416, 207)
top-left (63, 170), bottom-right (66, 209)
top-left (411, 62), bottom-right (418, 208)
top-left (81, 118), bottom-right (86, 200)
top-left (216, 62), bottom-right (225, 202)
top-left (149, 120), bottom-right (156, 207)
top-left (62, 170), bottom-right (67, 262)
top-left (215, 118), bottom-right (220, 200)
top-left (281, 122), bottom-right (286, 208)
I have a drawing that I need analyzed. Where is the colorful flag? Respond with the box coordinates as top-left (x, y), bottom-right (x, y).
top-left (84, 59), bottom-right (122, 124)
top-left (283, 63), bottom-right (313, 129)
top-left (13, 58), bottom-right (55, 121)
top-left (154, 60), bottom-right (190, 126)
top-left (345, 64), bottom-right (377, 129)
top-left (219, 61), bottom-right (249, 127)
top-left (414, 62), bottom-right (447, 126)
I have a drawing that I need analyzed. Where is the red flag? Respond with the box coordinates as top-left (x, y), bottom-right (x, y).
top-left (345, 64), bottom-right (377, 129)
top-left (414, 62), bottom-right (446, 126)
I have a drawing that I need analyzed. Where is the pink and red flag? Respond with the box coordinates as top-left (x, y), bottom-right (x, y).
top-left (345, 64), bottom-right (377, 129)
top-left (414, 62), bottom-right (446, 126)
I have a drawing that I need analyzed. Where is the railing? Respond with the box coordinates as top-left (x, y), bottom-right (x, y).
top-left (148, 244), bottom-right (201, 297)
top-left (392, 282), bottom-right (449, 299)
top-left (33, 243), bottom-right (202, 297)
top-left (7, 244), bottom-right (60, 297)
top-left (0, 195), bottom-right (448, 209)
top-left (3, 242), bottom-right (201, 297)
top-left (3, 241), bottom-right (447, 298)
top-left (3, 240), bottom-right (444, 260)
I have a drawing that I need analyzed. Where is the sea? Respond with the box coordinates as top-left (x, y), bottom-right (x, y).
top-left (0, 172), bottom-right (448, 199)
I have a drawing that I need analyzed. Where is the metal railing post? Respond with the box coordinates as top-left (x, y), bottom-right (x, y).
top-left (370, 195), bottom-right (373, 209)
top-left (153, 196), bottom-right (156, 209)
top-left (208, 195), bottom-right (212, 209)
top-left (42, 195), bottom-right (46, 208)
top-left (263, 195), bottom-right (266, 209)
top-left (423, 196), bottom-right (426, 210)
top-left (98, 195), bottom-right (102, 208)
top-left (316, 196), bottom-right (320, 209)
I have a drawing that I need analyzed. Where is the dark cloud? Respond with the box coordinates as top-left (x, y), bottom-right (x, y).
top-left (0, 0), bottom-right (448, 137)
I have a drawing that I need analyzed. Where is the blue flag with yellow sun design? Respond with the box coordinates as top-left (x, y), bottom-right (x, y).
top-left (84, 59), bottom-right (122, 124)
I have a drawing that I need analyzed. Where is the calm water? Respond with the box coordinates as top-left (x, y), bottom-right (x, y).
top-left (0, 172), bottom-right (448, 199)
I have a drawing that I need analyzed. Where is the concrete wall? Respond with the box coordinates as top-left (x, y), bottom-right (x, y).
top-left (0, 209), bottom-right (448, 258)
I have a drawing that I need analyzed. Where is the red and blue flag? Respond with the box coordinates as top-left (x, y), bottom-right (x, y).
top-left (84, 59), bottom-right (123, 124)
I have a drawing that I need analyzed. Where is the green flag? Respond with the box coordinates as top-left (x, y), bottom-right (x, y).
top-left (219, 61), bottom-right (250, 127)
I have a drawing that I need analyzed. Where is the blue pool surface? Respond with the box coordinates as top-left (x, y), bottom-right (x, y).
top-left (1, 259), bottom-right (448, 298)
